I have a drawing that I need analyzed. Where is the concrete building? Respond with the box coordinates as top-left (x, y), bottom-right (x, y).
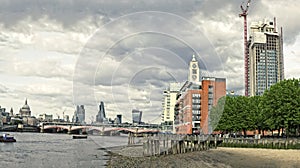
top-left (132, 109), bottom-right (142, 124)
top-left (161, 82), bottom-right (181, 131)
top-left (19, 99), bottom-right (31, 117)
top-left (248, 18), bottom-right (284, 96)
top-left (96, 101), bottom-right (106, 123)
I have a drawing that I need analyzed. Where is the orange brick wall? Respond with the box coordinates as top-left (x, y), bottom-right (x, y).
top-left (175, 79), bottom-right (226, 135)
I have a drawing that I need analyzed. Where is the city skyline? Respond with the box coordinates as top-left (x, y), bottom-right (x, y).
top-left (0, 1), bottom-right (299, 123)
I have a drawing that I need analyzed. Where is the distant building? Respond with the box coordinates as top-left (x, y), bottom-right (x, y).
top-left (0, 106), bottom-right (6, 114)
top-left (132, 109), bottom-right (142, 124)
top-left (226, 90), bottom-right (239, 97)
top-left (38, 113), bottom-right (53, 122)
top-left (116, 114), bottom-right (122, 124)
top-left (19, 99), bottom-right (31, 117)
top-left (23, 116), bottom-right (38, 126)
top-left (96, 101), bottom-right (106, 123)
top-left (9, 108), bottom-right (13, 116)
top-left (72, 112), bottom-right (78, 123)
top-left (63, 115), bottom-right (70, 122)
top-left (161, 82), bottom-right (181, 131)
top-left (248, 18), bottom-right (284, 96)
top-left (0, 106), bottom-right (10, 124)
top-left (73, 105), bottom-right (85, 124)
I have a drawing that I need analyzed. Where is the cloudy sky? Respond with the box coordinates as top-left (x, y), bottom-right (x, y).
top-left (0, 0), bottom-right (299, 123)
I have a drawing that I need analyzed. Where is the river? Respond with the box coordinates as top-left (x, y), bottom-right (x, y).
top-left (0, 132), bottom-right (129, 168)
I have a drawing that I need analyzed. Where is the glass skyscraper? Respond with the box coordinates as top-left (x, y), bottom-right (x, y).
top-left (96, 101), bottom-right (106, 123)
top-left (73, 105), bottom-right (85, 124)
top-left (132, 109), bottom-right (142, 124)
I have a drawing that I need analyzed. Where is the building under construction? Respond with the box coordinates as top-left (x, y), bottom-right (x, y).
top-left (248, 18), bottom-right (284, 96)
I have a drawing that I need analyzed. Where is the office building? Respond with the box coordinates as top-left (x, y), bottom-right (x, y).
top-left (116, 114), bottom-right (122, 124)
top-left (73, 105), bottom-right (85, 124)
top-left (132, 109), bottom-right (142, 124)
top-left (96, 101), bottom-right (106, 123)
top-left (248, 18), bottom-right (284, 96)
top-left (161, 82), bottom-right (181, 131)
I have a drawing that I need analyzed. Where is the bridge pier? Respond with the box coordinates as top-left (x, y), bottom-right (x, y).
top-left (40, 123), bottom-right (44, 133)
top-left (67, 125), bottom-right (72, 134)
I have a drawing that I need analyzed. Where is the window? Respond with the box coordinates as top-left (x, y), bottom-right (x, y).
top-left (192, 69), bottom-right (197, 74)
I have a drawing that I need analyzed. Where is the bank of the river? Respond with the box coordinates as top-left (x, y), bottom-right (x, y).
top-left (107, 146), bottom-right (300, 168)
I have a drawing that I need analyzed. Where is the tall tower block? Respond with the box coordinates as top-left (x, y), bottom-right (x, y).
top-left (248, 18), bottom-right (284, 96)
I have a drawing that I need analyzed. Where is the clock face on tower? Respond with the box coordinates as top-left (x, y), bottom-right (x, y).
top-left (192, 75), bottom-right (197, 80)
top-left (192, 63), bottom-right (197, 68)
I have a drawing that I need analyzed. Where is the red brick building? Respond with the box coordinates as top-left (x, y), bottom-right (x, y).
top-left (174, 77), bottom-right (226, 135)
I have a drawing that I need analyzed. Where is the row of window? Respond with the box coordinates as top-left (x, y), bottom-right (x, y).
top-left (192, 110), bottom-right (200, 114)
top-left (192, 99), bottom-right (200, 103)
top-left (193, 105), bottom-right (201, 109)
top-left (192, 94), bottom-right (201, 98)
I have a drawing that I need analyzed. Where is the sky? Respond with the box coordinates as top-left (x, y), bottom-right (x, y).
top-left (0, 0), bottom-right (299, 123)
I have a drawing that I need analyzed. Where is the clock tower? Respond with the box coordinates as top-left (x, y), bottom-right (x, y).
top-left (188, 54), bottom-right (200, 82)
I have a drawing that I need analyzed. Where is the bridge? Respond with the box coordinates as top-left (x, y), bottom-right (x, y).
top-left (39, 122), bottom-right (160, 135)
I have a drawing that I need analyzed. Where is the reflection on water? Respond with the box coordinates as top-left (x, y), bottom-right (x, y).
top-left (0, 143), bottom-right (15, 152)
top-left (0, 132), bottom-right (128, 168)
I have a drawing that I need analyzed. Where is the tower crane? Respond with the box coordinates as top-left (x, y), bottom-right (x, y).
top-left (239, 0), bottom-right (251, 96)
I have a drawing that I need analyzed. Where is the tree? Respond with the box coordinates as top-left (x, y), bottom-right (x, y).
top-left (262, 78), bottom-right (300, 137)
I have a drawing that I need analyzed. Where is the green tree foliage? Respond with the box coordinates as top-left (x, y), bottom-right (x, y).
top-left (262, 78), bottom-right (300, 136)
top-left (210, 79), bottom-right (300, 137)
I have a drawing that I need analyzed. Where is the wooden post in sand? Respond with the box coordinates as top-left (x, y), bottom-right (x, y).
top-left (128, 132), bottom-right (131, 145)
top-left (166, 135), bottom-right (169, 155)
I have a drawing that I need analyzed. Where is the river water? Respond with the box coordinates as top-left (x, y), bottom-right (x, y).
top-left (0, 132), bottom-right (128, 168)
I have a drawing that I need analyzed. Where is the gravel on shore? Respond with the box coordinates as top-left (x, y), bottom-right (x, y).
top-left (106, 146), bottom-right (300, 168)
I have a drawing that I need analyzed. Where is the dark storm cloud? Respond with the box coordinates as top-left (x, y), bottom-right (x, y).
top-left (0, 0), bottom-right (198, 28)
top-left (1, 0), bottom-right (300, 121)
top-left (1, 0), bottom-right (299, 42)
top-left (0, 0), bottom-right (109, 28)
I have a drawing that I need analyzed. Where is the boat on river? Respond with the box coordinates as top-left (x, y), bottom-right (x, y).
top-left (72, 135), bottom-right (88, 139)
top-left (0, 134), bottom-right (16, 143)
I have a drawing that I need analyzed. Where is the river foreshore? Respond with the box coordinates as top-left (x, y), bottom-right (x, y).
top-left (107, 146), bottom-right (300, 168)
